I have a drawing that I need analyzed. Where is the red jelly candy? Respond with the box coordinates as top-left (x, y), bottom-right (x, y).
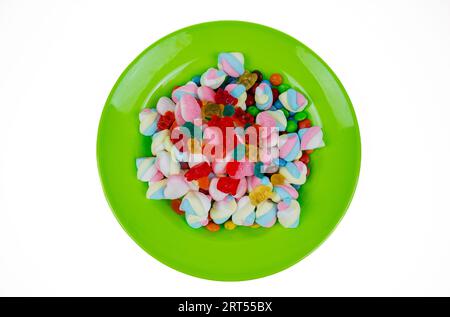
top-left (171, 199), bottom-right (184, 215)
top-left (245, 94), bottom-right (255, 106)
top-left (215, 88), bottom-right (238, 105)
top-left (271, 88), bottom-right (279, 101)
top-left (157, 111), bottom-right (175, 131)
top-left (298, 119), bottom-right (312, 129)
top-left (226, 161), bottom-right (240, 177)
top-left (184, 162), bottom-right (212, 181)
top-left (300, 153), bottom-right (310, 165)
top-left (217, 177), bottom-right (240, 196)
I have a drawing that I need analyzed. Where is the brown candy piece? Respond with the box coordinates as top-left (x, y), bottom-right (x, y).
top-left (237, 70), bottom-right (258, 90)
top-left (202, 102), bottom-right (224, 120)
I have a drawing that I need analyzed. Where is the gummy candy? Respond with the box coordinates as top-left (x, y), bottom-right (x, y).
top-left (249, 185), bottom-right (273, 206)
top-left (237, 70), bottom-right (258, 90)
top-left (202, 102), bottom-right (224, 120)
top-left (216, 177), bottom-right (241, 195)
top-left (215, 88), bottom-right (238, 105)
top-left (185, 162), bottom-right (212, 181)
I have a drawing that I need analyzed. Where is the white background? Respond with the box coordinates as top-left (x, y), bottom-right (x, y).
top-left (1, 0), bottom-right (450, 296)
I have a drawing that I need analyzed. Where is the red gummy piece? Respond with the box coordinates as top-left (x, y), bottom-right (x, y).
top-left (233, 107), bottom-right (254, 126)
top-left (245, 94), bottom-right (255, 106)
top-left (217, 177), bottom-right (241, 196)
top-left (271, 88), bottom-right (279, 101)
top-left (300, 153), bottom-right (310, 165)
top-left (298, 119), bottom-right (312, 129)
top-left (184, 162), bottom-right (212, 181)
top-left (226, 161), bottom-right (240, 177)
top-left (157, 111), bottom-right (175, 130)
top-left (215, 88), bottom-right (238, 105)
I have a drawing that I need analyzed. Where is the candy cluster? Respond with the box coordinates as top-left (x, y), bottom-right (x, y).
top-left (136, 52), bottom-right (325, 232)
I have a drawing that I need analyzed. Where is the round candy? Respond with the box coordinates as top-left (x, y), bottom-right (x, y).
top-left (218, 52), bottom-right (245, 77)
top-left (279, 88), bottom-right (308, 113)
top-left (171, 199), bottom-right (184, 215)
top-left (205, 222), bottom-right (220, 232)
top-left (294, 111), bottom-right (307, 121)
top-left (298, 126), bottom-right (325, 150)
top-left (277, 199), bottom-right (300, 228)
top-left (278, 133), bottom-right (301, 162)
top-left (256, 200), bottom-right (277, 228)
top-left (277, 83), bottom-right (290, 93)
top-left (298, 119), bottom-right (312, 129)
top-left (224, 220), bottom-right (237, 230)
top-left (191, 75), bottom-right (201, 85)
top-left (225, 83), bottom-right (247, 110)
top-left (156, 96), bottom-right (176, 115)
top-left (269, 73), bottom-right (283, 86)
top-left (255, 82), bottom-right (273, 110)
top-left (146, 179), bottom-right (167, 200)
top-left (232, 196), bottom-right (255, 226)
top-left (279, 161), bottom-right (307, 185)
top-left (210, 195), bottom-right (237, 224)
top-left (171, 81), bottom-right (198, 103)
top-left (246, 106), bottom-right (259, 117)
top-left (139, 108), bottom-right (160, 136)
top-left (286, 120), bottom-right (297, 133)
top-left (200, 68), bottom-right (227, 89)
top-left (180, 191), bottom-right (211, 229)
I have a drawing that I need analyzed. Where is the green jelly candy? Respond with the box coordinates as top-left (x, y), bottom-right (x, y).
top-left (223, 104), bottom-right (235, 116)
top-left (278, 84), bottom-right (291, 93)
top-left (281, 108), bottom-right (290, 118)
top-left (286, 120), bottom-right (298, 133)
top-left (294, 112), bottom-right (307, 121)
top-left (247, 106), bottom-right (260, 117)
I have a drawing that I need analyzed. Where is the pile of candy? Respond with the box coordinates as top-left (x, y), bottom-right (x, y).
top-left (136, 52), bottom-right (324, 232)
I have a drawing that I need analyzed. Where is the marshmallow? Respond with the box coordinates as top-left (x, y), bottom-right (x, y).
top-left (277, 199), bottom-right (300, 228)
top-left (179, 94), bottom-right (201, 123)
top-left (279, 161), bottom-right (307, 185)
top-left (233, 177), bottom-right (248, 199)
top-left (156, 151), bottom-right (180, 177)
top-left (139, 108), bottom-right (160, 136)
top-left (256, 200), bottom-right (277, 228)
top-left (146, 179), bottom-right (167, 200)
top-left (271, 183), bottom-right (299, 203)
top-left (279, 88), bottom-right (307, 113)
top-left (255, 82), bottom-right (273, 110)
top-left (180, 191), bottom-right (211, 229)
top-left (218, 52), bottom-right (244, 77)
top-left (197, 86), bottom-right (216, 103)
top-left (256, 110), bottom-right (287, 132)
top-left (156, 96), bottom-right (175, 115)
top-left (247, 176), bottom-right (273, 192)
top-left (151, 130), bottom-right (170, 155)
top-left (164, 175), bottom-right (190, 199)
top-left (278, 133), bottom-right (301, 161)
top-left (298, 127), bottom-right (325, 150)
top-left (210, 195), bottom-right (237, 224)
top-left (200, 68), bottom-right (227, 89)
top-left (136, 157), bottom-right (158, 182)
top-left (171, 81), bottom-right (198, 103)
top-left (232, 196), bottom-right (256, 226)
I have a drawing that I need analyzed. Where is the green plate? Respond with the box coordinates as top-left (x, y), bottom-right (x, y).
top-left (97, 21), bottom-right (361, 281)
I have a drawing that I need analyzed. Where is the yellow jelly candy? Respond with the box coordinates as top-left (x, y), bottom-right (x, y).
top-left (202, 102), bottom-right (223, 120)
top-left (224, 220), bottom-right (237, 230)
top-left (188, 138), bottom-right (201, 154)
top-left (250, 223), bottom-right (260, 229)
top-left (237, 70), bottom-right (258, 90)
top-left (270, 173), bottom-right (285, 186)
top-left (249, 185), bottom-right (273, 206)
